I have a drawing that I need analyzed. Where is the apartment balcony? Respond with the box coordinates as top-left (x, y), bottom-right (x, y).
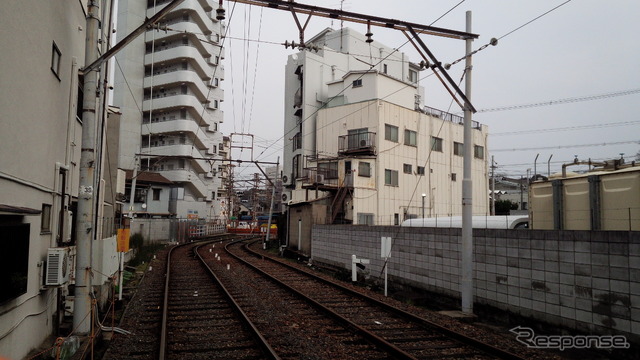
top-left (148, 0), bottom-right (216, 33)
top-left (143, 144), bottom-right (211, 173)
top-left (145, 46), bottom-right (212, 80)
top-left (161, 169), bottom-right (209, 199)
top-left (145, 22), bottom-right (220, 59)
top-left (338, 132), bottom-right (376, 156)
top-left (301, 167), bottom-right (342, 190)
top-left (143, 94), bottom-right (214, 125)
top-left (142, 119), bottom-right (211, 150)
top-left (145, 70), bottom-right (210, 103)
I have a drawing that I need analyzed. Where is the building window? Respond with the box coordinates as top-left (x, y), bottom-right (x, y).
top-left (383, 64), bottom-right (388, 74)
top-left (153, 188), bottom-right (161, 201)
top-left (404, 129), bottom-right (417, 146)
top-left (51, 42), bottom-right (61, 79)
top-left (41, 204), bottom-right (52, 233)
top-left (474, 145), bottom-right (485, 159)
top-left (385, 169), bottom-right (398, 186)
top-left (352, 79), bottom-right (362, 88)
top-left (292, 154), bottom-right (301, 179)
top-left (431, 136), bottom-right (443, 152)
top-left (214, 55), bottom-right (220, 65)
top-left (357, 213), bottom-right (374, 225)
top-left (417, 166), bottom-right (425, 175)
top-left (403, 164), bottom-right (412, 174)
top-left (451, 173), bottom-right (457, 181)
top-left (178, 159), bottom-right (185, 169)
top-left (454, 142), bottom-right (464, 156)
top-left (409, 69), bottom-right (418, 83)
top-left (384, 124), bottom-right (398, 142)
top-left (358, 161), bottom-right (371, 177)
top-left (318, 161), bottom-right (339, 179)
top-left (0, 224), bottom-right (30, 303)
top-left (213, 99), bottom-right (219, 109)
top-left (212, 191), bottom-right (216, 200)
top-left (293, 132), bottom-right (302, 151)
top-left (394, 213), bottom-right (399, 225)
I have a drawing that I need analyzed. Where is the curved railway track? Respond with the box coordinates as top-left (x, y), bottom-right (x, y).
top-left (222, 238), bottom-right (527, 360)
top-left (159, 236), bottom-right (278, 360)
top-left (104, 235), bottom-right (553, 360)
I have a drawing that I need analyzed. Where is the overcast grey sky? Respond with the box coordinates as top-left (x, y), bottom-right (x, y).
top-left (221, 0), bottom-right (640, 181)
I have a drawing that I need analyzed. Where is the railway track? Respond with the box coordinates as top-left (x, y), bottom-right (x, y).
top-left (159, 236), bottom-right (278, 360)
top-left (104, 235), bottom-right (554, 360)
top-left (222, 238), bottom-right (527, 360)
top-left (199, 236), bottom-right (402, 359)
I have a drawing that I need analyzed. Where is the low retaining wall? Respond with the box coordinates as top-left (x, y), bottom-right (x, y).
top-left (311, 225), bottom-right (640, 342)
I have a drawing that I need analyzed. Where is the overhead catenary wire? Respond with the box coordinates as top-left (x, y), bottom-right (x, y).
top-left (476, 88), bottom-right (640, 113)
top-left (492, 140), bottom-right (638, 152)
top-left (491, 119), bottom-right (640, 136)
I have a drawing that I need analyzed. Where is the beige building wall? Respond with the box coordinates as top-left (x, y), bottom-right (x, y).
top-left (530, 167), bottom-right (640, 230)
top-left (0, 1), bottom-right (117, 358)
top-left (307, 99), bottom-right (489, 225)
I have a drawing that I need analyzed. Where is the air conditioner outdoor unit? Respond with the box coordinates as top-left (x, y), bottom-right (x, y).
top-left (282, 173), bottom-right (293, 185)
top-left (46, 247), bottom-right (72, 286)
top-left (315, 174), bottom-right (324, 183)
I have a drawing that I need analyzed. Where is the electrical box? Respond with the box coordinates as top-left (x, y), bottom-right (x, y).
top-left (46, 247), bottom-right (72, 286)
top-left (61, 210), bottom-right (73, 243)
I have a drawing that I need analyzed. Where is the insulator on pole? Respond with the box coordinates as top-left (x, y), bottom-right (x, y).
top-left (216, 0), bottom-right (226, 20)
top-left (365, 21), bottom-right (373, 43)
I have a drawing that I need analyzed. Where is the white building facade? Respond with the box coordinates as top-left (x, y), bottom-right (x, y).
top-left (0, 1), bottom-right (118, 358)
top-left (283, 28), bottom-right (489, 227)
top-left (114, 0), bottom-right (227, 221)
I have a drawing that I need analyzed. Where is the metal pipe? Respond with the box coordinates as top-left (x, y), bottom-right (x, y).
top-left (460, 11), bottom-right (474, 314)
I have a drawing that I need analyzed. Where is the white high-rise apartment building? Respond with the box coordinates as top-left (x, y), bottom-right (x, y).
top-left (283, 28), bottom-right (489, 234)
top-left (114, 0), bottom-right (226, 220)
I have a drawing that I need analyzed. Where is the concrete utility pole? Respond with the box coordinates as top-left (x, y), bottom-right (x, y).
top-left (461, 11), bottom-right (474, 315)
top-left (73, 0), bottom-right (101, 334)
top-left (491, 156), bottom-right (496, 216)
top-left (73, 0), bottom-right (187, 335)
top-left (265, 157), bottom-right (279, 249)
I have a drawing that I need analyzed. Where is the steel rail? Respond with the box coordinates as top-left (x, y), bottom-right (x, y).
top-left (194, 238), bottom-right (281, 360)
top-left (225, 238), bottom-right (418, 360)
top-left (242, 240), bottom-right (526, 360)
top-left (158, 234), bottom-right (279, 359)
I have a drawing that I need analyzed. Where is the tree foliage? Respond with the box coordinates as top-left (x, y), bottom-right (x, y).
top-left (495, 199), bottom-right (518, 215)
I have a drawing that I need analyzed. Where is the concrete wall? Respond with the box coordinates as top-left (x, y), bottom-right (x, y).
top-left (311, 225), bottom-right (640, 342)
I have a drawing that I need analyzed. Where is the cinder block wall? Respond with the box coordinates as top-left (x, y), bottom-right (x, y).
top-left (311, 225), bottom-right (640, 341)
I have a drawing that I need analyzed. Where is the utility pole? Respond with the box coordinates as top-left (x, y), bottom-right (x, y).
top-left (491, 156), bottom-right (496, 216)
top-left (73, 0), bottom-right (101, 334)
top-left (461, 11), bottom-right (474, 315)
top-left (73, 0), bottom-right (186, 335)
top-left (265, 157), bottom-right (279, 249)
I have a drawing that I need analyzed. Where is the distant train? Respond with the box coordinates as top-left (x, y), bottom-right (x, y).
top-left (401, 215), bottom-right (529, 229)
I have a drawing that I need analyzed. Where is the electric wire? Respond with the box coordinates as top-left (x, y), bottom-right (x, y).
top-left (492, 140), bottom-right (638, 152)
top-left (477, 88), bottom-right (640, 113)
top-left (491, 120), bottom-right (640, 136)
top-left (246, 7), bottom-right (264, 135)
